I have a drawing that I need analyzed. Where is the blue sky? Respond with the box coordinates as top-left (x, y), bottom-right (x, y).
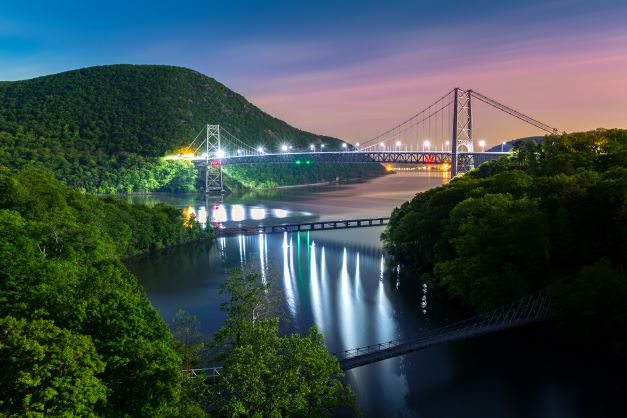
top-left (2, 0), bottom-right (627, 143)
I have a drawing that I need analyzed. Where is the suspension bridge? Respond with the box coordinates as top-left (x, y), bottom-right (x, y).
top-left (182, 288), bottom-right (551, 377)
top-left (167, 87), bottom-right (559, 192)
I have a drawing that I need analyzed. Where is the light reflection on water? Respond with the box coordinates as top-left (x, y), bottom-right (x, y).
top-left (181, 201), bottom-right (312, 229)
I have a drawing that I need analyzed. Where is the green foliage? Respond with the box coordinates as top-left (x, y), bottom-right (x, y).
top-left (0, 64), bottom-right (381, 192)
top-left (199, 269), bottom-right (356, 417)
top-left (0, 316), bottom-right (106, 417)
top-left (0, 169), bottom-right (215, 416)
top-left (383, 129), bottom-right (627, 355)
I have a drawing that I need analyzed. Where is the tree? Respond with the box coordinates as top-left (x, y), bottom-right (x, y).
top-left (0, 316), bottom-right (106, 417)
top-left (206, 269), bottom-right (356, 417)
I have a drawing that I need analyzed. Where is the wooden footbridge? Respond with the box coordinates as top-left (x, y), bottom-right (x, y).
top-left (214, 217), bottom-right (389, 237)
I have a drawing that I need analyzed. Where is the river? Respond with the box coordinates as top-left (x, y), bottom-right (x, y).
top-left (127, 172), bottom-right (621, 418)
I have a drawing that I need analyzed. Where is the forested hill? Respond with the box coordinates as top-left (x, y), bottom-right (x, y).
top-left (0, 64), bottom-right (342, 156)
top-left (0, 65), bottom-right (382, 192)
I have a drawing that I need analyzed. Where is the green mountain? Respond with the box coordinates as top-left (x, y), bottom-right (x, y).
top-left (0, 64), bottom-right (383, 192)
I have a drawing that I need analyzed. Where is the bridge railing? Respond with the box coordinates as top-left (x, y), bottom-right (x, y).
top-left (182, 366), bottom-right (223, 379)
top-left (334, 288), bottom-right (551, 361)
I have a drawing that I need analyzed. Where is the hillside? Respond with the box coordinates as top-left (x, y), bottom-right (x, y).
top-left (0, 64), bottom-right (383, 192)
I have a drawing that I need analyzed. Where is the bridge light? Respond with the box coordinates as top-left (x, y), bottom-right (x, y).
top-left (342, 143), bottom-right (347, 150)
top-left (281, 144), bottom-right (288, 152)
top-left (237, 149), bottom-right (243, 154)
top-left (257, 147), bottom-right (264, 154)
top-left (310, 144), bottom-right (315, 151)
top-left (305, 160), bottom-right (312, 165)
top-left (423, 140), bottom-right (431, 151)
top-left (479, 139), bottom-right (486, 152)
top-left (216, 149), bottom-right (225, 159)
top-left (395, 141), bottom-right (401, 147)
top-left (380, 142), bottom-right (385, 148)
top-left (295, 159), bottom-right (302, 165)
top-left (321, 144), bottom-right (325, 149)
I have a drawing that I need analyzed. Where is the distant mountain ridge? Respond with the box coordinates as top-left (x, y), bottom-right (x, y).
top-left (0, 65), bottom-right (381, 192)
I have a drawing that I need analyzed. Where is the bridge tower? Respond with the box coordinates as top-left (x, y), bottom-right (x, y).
top-left (204, 124), bottom-right (224, 194)
top-left (451, 88), bottom-right (473, 176)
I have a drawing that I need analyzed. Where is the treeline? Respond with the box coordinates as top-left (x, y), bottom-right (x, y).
top-left (0, 169), bottom-right (212, 416)
top-left (0, 64), bottom-right (378, 193)
top-left (382, 129), bottom-right (627, 356)
top-left (224, 162), bottom-right (386, 189)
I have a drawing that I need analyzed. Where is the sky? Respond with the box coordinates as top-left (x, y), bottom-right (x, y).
top-left (2, 0), bottom-right (627, 146)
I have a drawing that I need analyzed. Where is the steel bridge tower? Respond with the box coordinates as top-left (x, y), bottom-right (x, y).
top-left (204, 124), bottom-right (224, 194)
top-left (451, 88), bottom-right (473, 176)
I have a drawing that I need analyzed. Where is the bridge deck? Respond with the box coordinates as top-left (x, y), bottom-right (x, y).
top-left (214, 217), bottom-right (389, 237)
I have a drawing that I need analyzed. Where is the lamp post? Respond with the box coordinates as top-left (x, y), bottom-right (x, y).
top-left (479, 140), bottom-right (486, 152)
top-left (423, 140), bottom-right (431, 152)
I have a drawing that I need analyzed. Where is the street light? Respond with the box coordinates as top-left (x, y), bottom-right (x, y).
top-left (216, 149), bottom-right (225, 159)
top-left (479, 140), bottom-right (486, 152)
top-left (342, 143), bottom-right (348, 151)
top-left (423, 140), bottom-right (431, 151)
top-left (395, 140), bottom-right (401, 150)
top-left (320, 144), bottom-right (325, 149)
top-left (380, 142), bottom-right (385, 149)
top-left (310, 144), bottom-right (315, 152)
top-left (281, 144), bottom-right (288, 152)
top-left (445, 140), bottom-right (450, 151)
top-left (257, 147), bottom-right (264, 154)
top-left (501, 141), bottom-right (506, 152)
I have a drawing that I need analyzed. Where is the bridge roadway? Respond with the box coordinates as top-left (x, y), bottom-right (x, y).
top-left (191, 150), bottom-right (509, 166)
top-left (214, 217), bottom-right (389, 237)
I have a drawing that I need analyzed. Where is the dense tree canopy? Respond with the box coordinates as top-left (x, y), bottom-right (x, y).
top-left (0, 169), bottom-right (213, 416)
top-left (382, 129), bottom-right (627, 356)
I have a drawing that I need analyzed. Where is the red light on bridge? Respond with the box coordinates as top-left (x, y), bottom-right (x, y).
top-left (212, 159), bottom-right (221, 167)
top-left (426, 156), bottom-right (434, 164)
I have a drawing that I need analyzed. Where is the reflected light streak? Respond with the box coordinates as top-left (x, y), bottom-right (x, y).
top-left (377, 258), bottom-right (395, 344)
top-left (310, 241), bottom-right (323, 333)
top-left (250, 207), bottom-right (267, 220)
top-left (231, 205), bottom-right (246, 222)
top-left (273, 208), bottom-right (289, 218)
top-left (282, 232), bottom-right (296, 317)
top-left (355, 252), bottom-right (360, 298)
top-left (197, 206), bottom-right (207, 225)
top-left (258, 234), bottom-right (267, 284)
top-left (212, 204), bottom-right (228, 223)
top-left (340, 247), bottom-right (356, 350)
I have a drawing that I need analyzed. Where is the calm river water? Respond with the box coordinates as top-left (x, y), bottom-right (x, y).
top-left (128, 172), bottom-right (620, 418)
